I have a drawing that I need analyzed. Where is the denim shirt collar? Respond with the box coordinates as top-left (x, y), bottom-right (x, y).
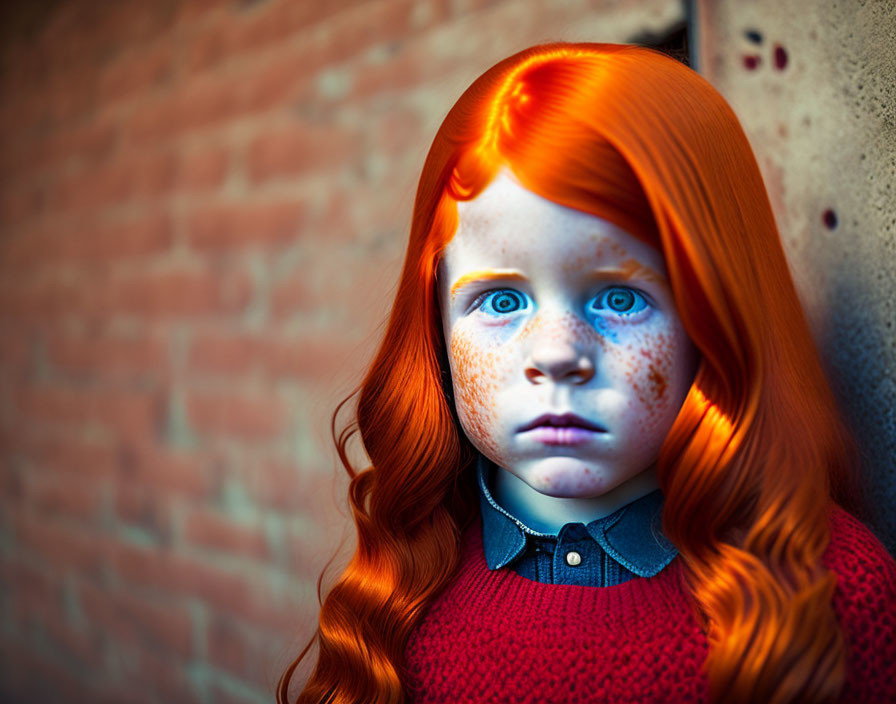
top-left (477, 455), bottom-right (678, 577)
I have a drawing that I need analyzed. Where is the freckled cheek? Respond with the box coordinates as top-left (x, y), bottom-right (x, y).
top-left (448, 327), bottom-right (515, 460)
top-left (617, 328), bottom-right (683, 435)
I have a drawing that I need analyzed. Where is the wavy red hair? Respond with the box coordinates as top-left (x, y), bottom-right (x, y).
top-left (279, 43), bottom-right (861, 704)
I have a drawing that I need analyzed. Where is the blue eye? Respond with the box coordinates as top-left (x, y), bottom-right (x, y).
top-left (590, 287), bottom-right (649, 316)
top-left (475, 289), bottom-right (530, 316)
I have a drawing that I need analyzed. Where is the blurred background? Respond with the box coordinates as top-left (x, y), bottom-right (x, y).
top-left (0, 0), bottom-right (893, 702)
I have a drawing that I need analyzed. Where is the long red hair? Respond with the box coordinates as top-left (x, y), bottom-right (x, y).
top-left (279, 43), bottom-right (861, 704)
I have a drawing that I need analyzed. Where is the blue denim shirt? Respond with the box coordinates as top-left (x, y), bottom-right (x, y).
top-left (477, 456), bottom-right (678, 586)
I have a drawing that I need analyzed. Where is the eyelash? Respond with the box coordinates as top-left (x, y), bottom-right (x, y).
top-left (471, 289), bottom-right (531, 316)
top-left (470, 286), bottom-right (651, 318)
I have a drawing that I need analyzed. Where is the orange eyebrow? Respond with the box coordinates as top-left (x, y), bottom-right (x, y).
top-left (449, 269), bottom-right (527, 301)
top-left (591, 259), bottom-right (670, 292)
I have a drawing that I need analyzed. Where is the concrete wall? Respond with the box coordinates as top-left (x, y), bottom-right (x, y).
top-left (695, 0), bottom-right (896, 549)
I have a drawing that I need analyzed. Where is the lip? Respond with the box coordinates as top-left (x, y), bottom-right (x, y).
top-left (517, 413), bottom-right (607, 433)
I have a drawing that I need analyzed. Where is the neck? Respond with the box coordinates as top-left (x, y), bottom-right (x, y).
top-left (492, 464), bottom-right (661, 534)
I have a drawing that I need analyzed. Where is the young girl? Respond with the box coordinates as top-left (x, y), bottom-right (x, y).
top-left (279, 43), bottom-right (896, 704)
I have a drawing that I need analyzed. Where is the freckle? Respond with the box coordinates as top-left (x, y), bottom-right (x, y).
top-left (648, 364), bottom-right (667, 400)
top-left (609, 242), bottom-right (627, 257)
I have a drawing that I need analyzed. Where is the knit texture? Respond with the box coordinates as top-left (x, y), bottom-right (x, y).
top-left (403, 505), bottom-right (896, 703)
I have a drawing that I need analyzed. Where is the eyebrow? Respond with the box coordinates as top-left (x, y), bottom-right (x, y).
top-left (591, 260), bottom-right (670, 291)
top-left (449, 269), bottom-right (527, 301)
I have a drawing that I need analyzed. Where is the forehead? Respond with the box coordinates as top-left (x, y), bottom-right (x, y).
top-left (441, 170), bottom-right (665, 279)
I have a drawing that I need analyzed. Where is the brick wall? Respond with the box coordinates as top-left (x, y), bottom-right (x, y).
top-left (0, 1), bottom-right (685, 702)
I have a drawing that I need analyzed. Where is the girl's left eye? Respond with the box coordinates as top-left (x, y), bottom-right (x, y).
top-left (588, 287), bottom-right (650, 316)
top-left (474, 289), bottom-right (530, 316)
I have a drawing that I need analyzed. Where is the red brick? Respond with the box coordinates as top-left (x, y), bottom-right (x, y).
top-left (0, 215), bottom-right (174, 271)
top-left (4, 429), bottom-right (118, 479)
top-left (0, 555), bottom-right (59, 626)
top-left (121, 647), bottom-right (202, 704)
top-left (313, 0), bottom-right (420, 67)
top-left (85, 2), bottom-right (174, 57)
top-left (270, 276), bottom-right (317, 319)
top-left (97, 43), bottom-right (173, 105)
top-left (0, 275), bottom-right (67, 321)
top-left (243, 457), bottom-right (320, 514)
top-left (23, 470), bottom-right (105, 522)
top-left (208, 682), bottom-right (272, 704)
top-left (88, 267), bottom-right (253, 319)
top-left (247, 126), bottom-right (361, 184)
top-left (240, 51), bottom-right (315, 113)
top-left (269, 248), bottom-right (401, 322)
top-left (286, 500), bottom-right (353, 582)
top-left (182, 507), bottom-right (270, 561)
top-left (0, 183), bottom-right (47, 225)
top-left (51, 119), bottom-right (120, 167)
top-left (175, 0), bottom-right (225, 27)
top-left (206, 612), bottom-right (291, 691)
top-left (110, 541), bottom-right (300, 631)
top-left (186, 200), bottom-right (305, 251)
top-left (178, 145), bottom-right (230, 192)
top-left (259, 333), bottom-right (366, 383)
top-left (372, 104), bottom-right (425, 157)
top-left (30, 67), bottom-right (95, 125)
top-left (187, 330), bottom-right (365, 383)
top-left (0, 325), bottom-right (30, 371)
top-left (350, 47), bottom-right (425, 101)
top-left (46, 330), bottom-right (169, 378)
top-left (310, 186), bottom-right (359, 243)
top-left (185, 390), bottom-right (287, 440)
top-left (14, 514), bottom-right (109, 576)
top-left (1, 120), bottom-right (119, 177)
top-left (183, 19), bottom-right (236, 76)
top-left (78, 578), bottom-right (194, 659)
top-left (52, 150), bottom-right (177, 214)
top-left (188, 331), bottom-right (259, 374)
top-left (80, 214), bottom-right (175, 260)
top-left (15, 386), bottom-right (163, 441)
top-left (39, 610), bottom-right (107, 670)
top-left (116, 441), bottom-right (218, 500)
top-left (184, 0), bottom-right (371, 76)
top-left (126, 76), bottom-right (241, 144)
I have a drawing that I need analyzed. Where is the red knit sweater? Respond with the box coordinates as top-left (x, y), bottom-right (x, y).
top-left (403, 505), bottom-right (896, 703)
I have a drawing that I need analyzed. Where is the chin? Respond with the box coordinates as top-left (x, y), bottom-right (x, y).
top-left (521, 456), bottom-right (611, 498)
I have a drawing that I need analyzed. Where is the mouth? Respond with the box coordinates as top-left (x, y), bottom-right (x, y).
top-left (518, 413), bottom-right (607, 434)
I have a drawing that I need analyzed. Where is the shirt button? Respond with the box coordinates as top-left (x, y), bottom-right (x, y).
top-left (566, 551), bottom-right (582, 566)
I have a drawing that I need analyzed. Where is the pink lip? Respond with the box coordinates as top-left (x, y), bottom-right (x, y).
top-left (518, 412), bottom-right (606, 433)
top-left (524, 426), bottom-right (600, 446)
top-left (517, 413), bottom-right (607, 446)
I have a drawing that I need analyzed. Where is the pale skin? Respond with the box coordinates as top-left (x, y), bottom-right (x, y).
top-left (438, 169), bottom-right (699, 534)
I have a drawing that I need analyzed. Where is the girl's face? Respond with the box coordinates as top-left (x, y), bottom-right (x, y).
top-left (438, 170), bottom-right (699, 499)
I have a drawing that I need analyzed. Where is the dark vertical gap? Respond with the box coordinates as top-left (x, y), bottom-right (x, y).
top-left (626, 13), bottom-right (693, 68)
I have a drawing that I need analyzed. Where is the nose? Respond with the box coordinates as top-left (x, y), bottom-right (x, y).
top-left (524, 337), bottom-right (595, 385)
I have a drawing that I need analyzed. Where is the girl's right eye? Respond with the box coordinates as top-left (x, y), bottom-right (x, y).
top-left (473, 289), bottom-right (530, 317)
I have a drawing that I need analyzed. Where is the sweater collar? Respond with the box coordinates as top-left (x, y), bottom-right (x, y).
top-left (476, 455), bottom-right (678, 577)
